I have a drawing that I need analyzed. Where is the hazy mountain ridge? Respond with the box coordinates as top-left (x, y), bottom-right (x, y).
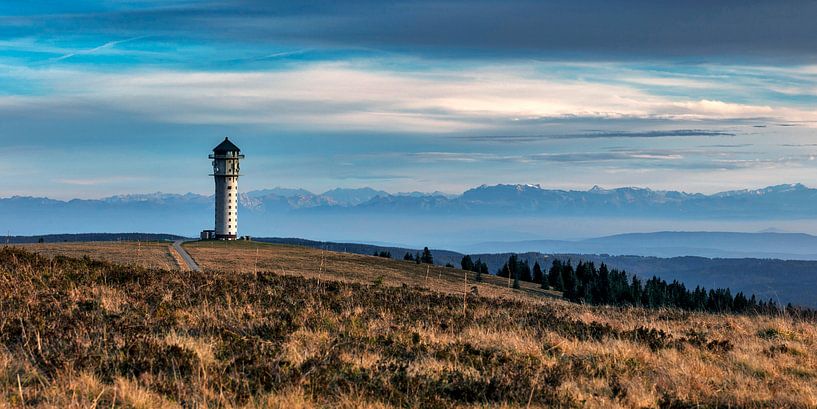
top-left (5, 183), bottom-right (817, 244)
top-left (9, 182), bottom-right (817, 216)
top-left (467, 231), bottom-right (817, 260)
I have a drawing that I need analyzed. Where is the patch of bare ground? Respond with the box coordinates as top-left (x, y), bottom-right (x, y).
top-left (0, 245), bottom-right (815, 408)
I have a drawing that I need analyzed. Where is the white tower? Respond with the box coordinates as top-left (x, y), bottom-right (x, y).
top-left (209, 137), bottom-right (244, 240)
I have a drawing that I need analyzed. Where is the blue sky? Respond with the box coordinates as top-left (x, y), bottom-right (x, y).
top-left (2, 1), bottom-right (817, 199)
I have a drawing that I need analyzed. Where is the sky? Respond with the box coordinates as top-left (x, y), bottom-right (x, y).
top-left (2, 1), bottom-right (817, 199)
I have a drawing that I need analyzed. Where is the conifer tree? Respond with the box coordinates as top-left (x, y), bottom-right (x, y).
top-left (596, 263), bottom-right (611, 304)
top-left (561, 260), bottom-right (578, 301)
top-left (508, 254), bottom-right (519, 279)
top-left (519, 259), bottom-right (532, 282)
top-left (498, 262), bottom-right (510, 278)
top-left (548, 259), bottom-right (563, 290)
top-left (532, 261), bottom-right (543, 285)
top-left (420, 247), bottom-right (434, 264)
top-left (461, 255), bottom-right (474, 271)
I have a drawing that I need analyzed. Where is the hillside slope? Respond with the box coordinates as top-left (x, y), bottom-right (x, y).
top-left (1, 246), bottom-right (816, 407)
top-left (15, 238), bottom-right (817, 307)
top-left (13, 241), bottom-right (182, 270)
top-left (254, 237), bottom-right (817, 308)
top-left (182, 240), bottom-right (554, 300)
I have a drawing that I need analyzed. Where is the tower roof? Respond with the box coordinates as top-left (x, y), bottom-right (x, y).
top-left (212, 137), bottom-right (240, 153)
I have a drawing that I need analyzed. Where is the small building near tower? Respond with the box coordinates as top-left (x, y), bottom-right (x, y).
top-left (205, 137), bottom-right (244, 240)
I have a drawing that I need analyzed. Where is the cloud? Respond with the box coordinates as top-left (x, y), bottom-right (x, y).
top-left (567, 130), bottom-right (736, 138)
top-left (402, 146), bottom-right (817, 173)
top-left (7, 1), bottom-right (817, 61)
top-left (698, 144), bottom-right (753, 148)
top-left (407, 152), bottom-right (515, 163)
top-left (408, 150), bottom-right (685, 164)
top-left (458, 129), bottom-right (737, 143)
top-left (3, 63), bottom-right (813, 134)
top-left (50, 36), bottom-right (148, 62)
top-left (528, 151), bottom-right (683, 163)
top-left (54, 176), bottom-right (145, 186)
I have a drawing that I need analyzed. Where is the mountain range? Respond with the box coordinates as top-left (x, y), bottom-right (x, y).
top-left (5, 183), bottom-right (817, 247)
top-left (236, 183), bottom-right (817, 217)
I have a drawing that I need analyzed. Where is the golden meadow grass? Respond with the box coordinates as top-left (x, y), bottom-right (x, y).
top-left (1, 242), bottom-right (815, 408)
top-left (13, 241), bottom-right (182, 270)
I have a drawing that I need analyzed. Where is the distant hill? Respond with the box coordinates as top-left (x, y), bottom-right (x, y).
top-left (4, 233), bottom-right (186, 244)
top-left (260, 237), bottom-right (817, 307)
top-left (468, 231), bottom-right (817, 260)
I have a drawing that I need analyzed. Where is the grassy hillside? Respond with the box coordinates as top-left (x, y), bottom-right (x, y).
top-left (13, 241), bottom-right (184, 271)
top-left (258, 237), bottom-right (817, 308)
top-left (1, 244), bottom-right (816, 407)
top-left (183, 240), bottom-right (557, 300)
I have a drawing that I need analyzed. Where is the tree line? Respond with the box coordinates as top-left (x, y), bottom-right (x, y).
top-left (403, 247), bottom-right (434, 264)
top-left (459, 255), bottom-right (490, 282)
top-left (544, 258), bottom-right (779, 314)
top-left (483, 254), bottom-right (817, 318)
top-left (375, 246), bottom-right (814, 318)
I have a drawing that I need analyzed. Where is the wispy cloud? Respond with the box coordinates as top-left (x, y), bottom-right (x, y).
top-left (50, 36), bottom-right (148, 62)
top-left (460, 129), bottom-right (737, 143)
top-left (3, 63), bottom-right (815, 134)
top-left (698, 144), bottom-right (753, 148)
top-left (408, 150), bottom-right (684, 164)
top-left (564, 130), bottom-right (736, 139)
top-left (527, 151), bottom-right (683, 163)
top-left (54, 176), bottom-right (145, 186)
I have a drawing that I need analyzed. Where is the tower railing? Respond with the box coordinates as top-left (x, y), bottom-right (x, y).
top-left (209, 152), bottom-right (245, 160)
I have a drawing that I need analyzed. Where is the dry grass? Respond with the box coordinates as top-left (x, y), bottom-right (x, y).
top-left (1, 243), bottom-right (816, 408)
top-left (184, 240), bottom-right (559, 301)
top-left (13, 241), bottom-right (179, 270)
